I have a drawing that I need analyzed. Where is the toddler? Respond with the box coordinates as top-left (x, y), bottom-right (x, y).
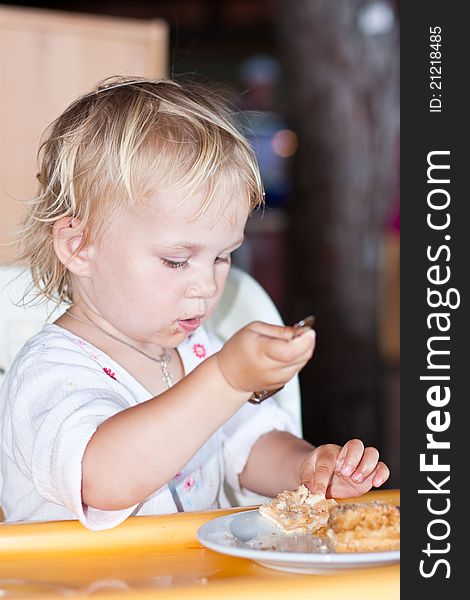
top-left (0, 77), bottom-right (389, 529)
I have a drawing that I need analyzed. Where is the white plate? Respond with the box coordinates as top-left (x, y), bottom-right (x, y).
top-left (197, 509), bottom-right (400, 574)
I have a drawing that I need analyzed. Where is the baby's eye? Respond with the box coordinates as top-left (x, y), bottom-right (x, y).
top-left (162, 258), bottom-right (189, 270)
top-left (215, 254), bottom-right (231, 265)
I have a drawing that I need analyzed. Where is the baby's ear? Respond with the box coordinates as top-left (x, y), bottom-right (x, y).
top-left (52, 216), bottom-right (91, 277)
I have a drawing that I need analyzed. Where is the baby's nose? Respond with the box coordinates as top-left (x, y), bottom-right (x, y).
top-left (185, 274), bottom-right (217, 299)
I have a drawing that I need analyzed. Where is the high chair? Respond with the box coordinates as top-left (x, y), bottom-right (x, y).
top-left (0, 264), bottom-right (302, 508)
top-left (0, 265), bottom-right (65, 386)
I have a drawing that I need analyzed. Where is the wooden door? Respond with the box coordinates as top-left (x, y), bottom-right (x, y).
top-left (0, 5), bottom-right (168, 263)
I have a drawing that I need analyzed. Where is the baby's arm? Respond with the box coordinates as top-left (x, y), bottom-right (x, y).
top-left (240, 432), bottom-right (390, 498)
top-left (82, 322), bottom-right (315, 511)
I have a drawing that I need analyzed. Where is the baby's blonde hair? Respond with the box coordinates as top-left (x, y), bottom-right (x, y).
top-left (18, 76), bottom-right (264, 304)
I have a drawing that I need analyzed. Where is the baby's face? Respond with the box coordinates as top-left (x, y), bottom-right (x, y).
top-left (77, 186), bottom-right (249, 349)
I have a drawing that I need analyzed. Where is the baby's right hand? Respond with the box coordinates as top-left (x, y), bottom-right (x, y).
top-left (215, 321), bottom-right (316, 394)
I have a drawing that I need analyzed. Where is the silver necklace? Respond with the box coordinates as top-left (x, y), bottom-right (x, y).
top-left (66, 310), bottom-right (173, 388)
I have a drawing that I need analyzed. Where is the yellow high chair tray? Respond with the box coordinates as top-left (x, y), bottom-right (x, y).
top-left (0, 489), bottom-right (399, 599)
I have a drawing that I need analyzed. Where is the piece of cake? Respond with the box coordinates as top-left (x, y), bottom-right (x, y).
top-left (327, 501), bottom-right (400, 553)
top-left (259, 484), bottom-right (337, 534)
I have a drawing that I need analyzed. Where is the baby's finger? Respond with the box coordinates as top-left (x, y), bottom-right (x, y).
top-left (335, 439), bottom-right (365, 477)
top-left (372, 462), bottom-right (390, 488)
top-left (350, 446), bottom-right (380, 483)
top-left (303, 446), bottom-right (338, 495)
top-left (249, 321), bottom-right (296, 340)
top-left (264, 330), bottom-right (315, 362)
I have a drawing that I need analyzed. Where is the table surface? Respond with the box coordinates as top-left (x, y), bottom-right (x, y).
top-left (0, 489), bottom-right (399, 599)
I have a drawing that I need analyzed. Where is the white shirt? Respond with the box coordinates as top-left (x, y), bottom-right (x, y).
top-left (0, 324), bottom-right (296, 530)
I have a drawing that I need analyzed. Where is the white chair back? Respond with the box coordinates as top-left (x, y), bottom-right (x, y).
top-left (0, 266), bottom-right (66, 384)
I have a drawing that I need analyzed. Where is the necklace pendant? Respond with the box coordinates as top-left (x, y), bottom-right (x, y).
top-left (160, 352), bottom-right (173, 388)
top-left (162, 372), bottom-right (173, 388)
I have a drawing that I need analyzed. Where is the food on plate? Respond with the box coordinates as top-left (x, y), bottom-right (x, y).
top-left (327, 501), bottom-right (400, 553)
top-left (258, 484), bottom-right (337, 534)
top-left (259, 486), bottom-right (400, 553)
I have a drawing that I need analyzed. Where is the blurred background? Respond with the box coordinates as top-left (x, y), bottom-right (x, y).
top-left (0, 0), bottom-right (400, 486)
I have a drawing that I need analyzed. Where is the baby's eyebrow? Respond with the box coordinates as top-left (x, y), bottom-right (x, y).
top-left (159, 238), bottom-right (244, 252)
top-left (163, 242), bottom-right (204, 251)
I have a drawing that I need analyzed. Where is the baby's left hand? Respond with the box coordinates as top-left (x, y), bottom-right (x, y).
top-left (299, 439), bottom-right (390, 498)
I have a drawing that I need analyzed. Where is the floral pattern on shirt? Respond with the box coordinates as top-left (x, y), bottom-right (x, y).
top-left (103, 367), bottom-right (117, 380)
top-left (192, 343), bottom-right (206, 359)
top-left (183, 476), bottom-right (195, 491)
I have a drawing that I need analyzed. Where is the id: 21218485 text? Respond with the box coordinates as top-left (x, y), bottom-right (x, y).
top-left (429, 26), bottom-right (443, 113)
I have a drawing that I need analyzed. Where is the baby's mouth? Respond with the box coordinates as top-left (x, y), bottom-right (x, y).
top-left (177, 316), bottom-right (203, 333)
